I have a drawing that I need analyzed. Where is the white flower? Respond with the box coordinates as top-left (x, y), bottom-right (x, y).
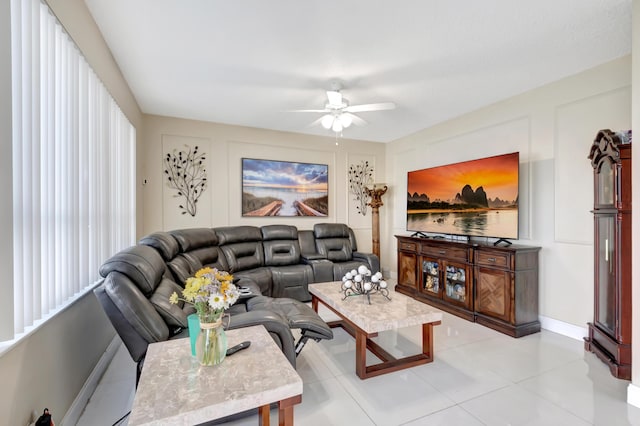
top-left (354, 274), bottom-right (363, 283)
top-left (209, 293), bottom-right (226, 310)
top-left (344, 280), bottom-right (353, 289)
top-left (358, 265), bottom-right (368, 275)
top-left (371, 275), bottom-right (380, 283)
top-left (363, 282), bottom-right (372, 291)
top-left (379, 281), bottom-right (388, 289)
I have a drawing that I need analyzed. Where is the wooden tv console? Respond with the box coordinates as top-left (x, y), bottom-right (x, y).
top-left (396, 235), bottom-right (541, 337)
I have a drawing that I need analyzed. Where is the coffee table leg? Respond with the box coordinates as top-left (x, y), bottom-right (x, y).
top-left (422, 322), bottom-right (438, 359)
top-left (311, 295), bottom-right (319, 313)
top-left (278, 395), bottom-right (302, 426)
top-left (258, 404), bottom-right (270, 426)
top-left (355, 329), bottom-right (367, 379)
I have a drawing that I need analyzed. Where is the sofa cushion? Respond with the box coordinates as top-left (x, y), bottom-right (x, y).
top-left (170, 228), bottom-right (218, 251)
top-left (313, 223), bottom-right (354, 262)
top-left (246, 296), bottom-right (333, 341)
top-left (316, 238), bottom-right (353, 262)
top-left (313, 223), bottom-right (350, 239)
top-left (139, 231), bottom-right (180, 261)
top-left (298, 230), bottom-right (318, 258)
top-left (269, 265), bottom-right (313, 301)
top-left (99, 245), bottom-right (165, 296)
top-left (167, 253), bottom-right (203, 285)
top-left (103, 271), bottom-right (170, 343)
top-left (215, 225), bottom-right (263, 244)
top-left (187, 246), bottom-right (229, 271)
top-left (263, 240), bottom-right (301, 266)
top-left (221, 242), bottom-right (265, 271)
top-left (149, 278), bottom-right (195, 328)
top-left (261, 224), bottom-right (298, 241)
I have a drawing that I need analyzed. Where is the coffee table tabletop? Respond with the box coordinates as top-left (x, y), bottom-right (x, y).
top-left (128, 325), bottom-right (302, 426)
top-left (309, 281), bottom-right (443, 379)
top-left (309, 280), bottom-right (443, 333)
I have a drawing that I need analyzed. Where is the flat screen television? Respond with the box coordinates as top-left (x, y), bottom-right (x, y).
top-left (406, 152), bottom-right (519, 241)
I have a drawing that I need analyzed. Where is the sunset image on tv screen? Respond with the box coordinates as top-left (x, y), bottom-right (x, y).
top-left (406, 152), bottom-right (519, 239)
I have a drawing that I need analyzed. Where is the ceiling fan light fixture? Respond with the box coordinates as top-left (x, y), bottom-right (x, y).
top-left (332, 120), bottom-right (343, 133)
top-left (338, 113), bottom-right (353, 128)
top-left (321, 114), bottom-right (335, 129)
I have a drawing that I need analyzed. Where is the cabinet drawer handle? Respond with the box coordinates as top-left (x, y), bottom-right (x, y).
top-left (439, 250), bottom-right (446, 255)
top-left (487, 257), bottom-right (496, 262)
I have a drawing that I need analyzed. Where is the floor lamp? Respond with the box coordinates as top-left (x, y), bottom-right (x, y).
top-left (365, 183), bottom-right (388, 259)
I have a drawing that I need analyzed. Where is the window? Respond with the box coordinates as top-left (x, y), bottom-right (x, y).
top-left (9, 0), bottom-right (136, 340)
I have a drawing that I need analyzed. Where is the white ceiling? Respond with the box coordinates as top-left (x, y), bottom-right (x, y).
top-left (84, 0), bottom-right (631, 143)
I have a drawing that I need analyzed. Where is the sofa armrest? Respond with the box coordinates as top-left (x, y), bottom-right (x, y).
top-left (302, 258), bottom-right (334, 282)
top-left (228, 310), bottom-right (296, 367)
top-left (353, 251), bottom-right (381, 274)
top-left (301, 253), bottom-right (324, 261)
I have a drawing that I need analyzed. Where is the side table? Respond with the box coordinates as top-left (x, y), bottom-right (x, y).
top-left (128, 325), bottom-right (303, 425)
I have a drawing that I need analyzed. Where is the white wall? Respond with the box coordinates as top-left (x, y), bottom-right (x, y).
top-left (385, 56), bottom-right (631, 332)
top-left (141, 115), bottom-right (386, 254)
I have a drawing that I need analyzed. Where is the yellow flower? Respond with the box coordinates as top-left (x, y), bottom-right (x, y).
top-left (195, 267), bottom-right (214, 278)
top-left (183, 276), bottom-right (208, 301)
top-left (169, 292), bottom-right (179, 305)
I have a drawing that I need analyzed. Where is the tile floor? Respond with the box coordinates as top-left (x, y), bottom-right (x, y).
top-left (77, 306), bottom-right (640, 426)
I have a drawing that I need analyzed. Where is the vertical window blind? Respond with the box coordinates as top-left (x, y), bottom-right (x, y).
top-left (10, 0), bottom-right (136, 338)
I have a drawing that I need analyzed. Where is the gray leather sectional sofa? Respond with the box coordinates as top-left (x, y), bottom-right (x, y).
top-left (95, 223), bottom-right (379, 381)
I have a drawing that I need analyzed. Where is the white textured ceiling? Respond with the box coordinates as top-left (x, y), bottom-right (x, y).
top-left (84, 0), bottom-right (631, 142)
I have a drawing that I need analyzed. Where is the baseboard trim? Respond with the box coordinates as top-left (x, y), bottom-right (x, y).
top-left (628, 383), bottom-right (640, 408)
top-left (60, 335), bottom-right (121, 426)
top-left (539, 315), bottom-right (588, 341)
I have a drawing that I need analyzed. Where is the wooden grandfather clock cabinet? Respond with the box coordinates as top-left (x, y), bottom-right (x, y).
top-left (584, 129), bottom-right (632, 380)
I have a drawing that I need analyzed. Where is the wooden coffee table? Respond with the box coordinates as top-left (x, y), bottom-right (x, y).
top-left (309, 281), bottom-right (442, 379)
top-left (128, 325), bottom-right (302, 426)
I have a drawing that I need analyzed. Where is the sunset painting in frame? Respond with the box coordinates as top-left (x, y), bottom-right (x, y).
top-left (406, 152), bottom-right (519, 239)
top-left (242, 158), bottom-right (328, 217)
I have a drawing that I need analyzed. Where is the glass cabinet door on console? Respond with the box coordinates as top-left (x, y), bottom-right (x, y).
top-left (442, 262), bottom-right (471, 309)
top-left (421, 259), bottom-right (441, 298)
top-left (416, 241), bottom-right (474, 320)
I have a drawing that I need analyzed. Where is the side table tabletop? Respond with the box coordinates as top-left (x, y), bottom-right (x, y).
top-left (128, 325), bottom-right (303, 426)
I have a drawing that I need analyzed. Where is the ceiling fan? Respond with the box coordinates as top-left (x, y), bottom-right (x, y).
top-left (294, 86), bottom-right (396, 133)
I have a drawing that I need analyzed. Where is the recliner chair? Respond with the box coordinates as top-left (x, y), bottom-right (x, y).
top-left (261, 225), bottom-right (314, 300)
top-left (312, 223), bottom-right (381, 279)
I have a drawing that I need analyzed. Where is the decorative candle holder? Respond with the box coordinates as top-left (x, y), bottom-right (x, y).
top-left (341, 265), bottom-right (391, 304)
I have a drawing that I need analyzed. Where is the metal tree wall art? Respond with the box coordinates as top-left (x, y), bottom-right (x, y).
top-left (164, 145), bottom-right (207, 216)
top-left (348, 160), bottom-right (374, 216)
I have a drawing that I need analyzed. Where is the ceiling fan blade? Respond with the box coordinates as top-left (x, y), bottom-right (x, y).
top-left (326, 90), bottom-right (343, 106)
top-left (344, 102), bottom-right (396, 113)
top-left (308, 116), bottom-right (328, 128)
top-left (288, 109), bottom-right (330, 113)
top-left (343, 112), bottom-right (367, 126)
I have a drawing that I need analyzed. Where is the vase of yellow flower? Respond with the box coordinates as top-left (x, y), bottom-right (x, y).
top-left (196, 317), bottom-right (227, 366)
top-left (170, 267), bottom-right (239, 366)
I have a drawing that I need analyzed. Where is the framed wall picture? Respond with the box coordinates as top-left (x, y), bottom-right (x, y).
top-left (242, 158), bottom-right (328, 217)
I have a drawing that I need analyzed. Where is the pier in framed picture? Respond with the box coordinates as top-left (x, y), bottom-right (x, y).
top-left (242, 158), bottom-right (329, 217)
